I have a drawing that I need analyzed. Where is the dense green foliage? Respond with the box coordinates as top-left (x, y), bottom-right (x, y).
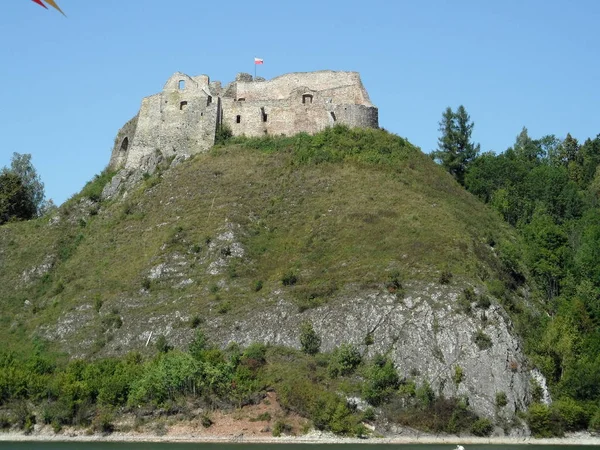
top-left (431, 106), bottom-right (480, 185)
top-left (0, 336), bottom-right (495, 436)
top-left (0, 153), bottom-right (46, 223)
top-left (0, 171), bottom-right (35, 224)
top-left (462, 126), bottom-right (600, 435)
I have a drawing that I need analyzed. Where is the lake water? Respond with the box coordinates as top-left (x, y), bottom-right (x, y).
top-left (0, 444), bottom-right (596, 450)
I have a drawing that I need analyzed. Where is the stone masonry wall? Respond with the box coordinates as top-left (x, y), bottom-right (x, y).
top-left (108, 115), bottom-right (138, 169)
top-left (110, 70), bottom-right (378, 171)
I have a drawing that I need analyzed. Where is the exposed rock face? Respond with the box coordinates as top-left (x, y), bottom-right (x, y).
top-left (41, 274), bottom-right (541, 419)
top-left (209, 283), bottom-right (538, 420)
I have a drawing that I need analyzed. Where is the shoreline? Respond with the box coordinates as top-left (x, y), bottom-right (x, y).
top-left (1, 429), bottom-right (599, 446)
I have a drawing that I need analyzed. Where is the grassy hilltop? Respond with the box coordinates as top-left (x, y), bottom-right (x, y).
top-left (0, 126), bottom-right (520, 357)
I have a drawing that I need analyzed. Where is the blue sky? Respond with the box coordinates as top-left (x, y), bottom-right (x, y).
top-left (1, 0), bottom-right (599, 205)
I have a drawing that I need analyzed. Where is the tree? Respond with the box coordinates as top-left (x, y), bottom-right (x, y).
top-left (431, 105), bottom-right (480, 185)
top-left (1, 153), bottom-right (46, 219)
top-left (299, 321), bottom-right (321, 355)
top-left (0, 171), bottom-right (36, 224)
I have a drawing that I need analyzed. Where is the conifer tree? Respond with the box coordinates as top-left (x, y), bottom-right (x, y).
top-left (432, 105), bottom-right (480, 185)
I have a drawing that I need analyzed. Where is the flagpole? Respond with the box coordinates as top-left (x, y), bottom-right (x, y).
top-left (254, 58), bottom-right (256, 80)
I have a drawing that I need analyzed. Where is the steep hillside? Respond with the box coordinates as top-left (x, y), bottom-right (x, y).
top-left (0, 126), bottom-right (540, 421)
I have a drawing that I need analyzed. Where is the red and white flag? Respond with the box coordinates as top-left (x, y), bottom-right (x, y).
top-left (254, 57), bottom-right (264, 65)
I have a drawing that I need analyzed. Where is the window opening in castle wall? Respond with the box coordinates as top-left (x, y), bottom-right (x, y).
top-left (207, 96), bottom-right (212, 106)
top-left (120, 137), bottom-right (129, 152)
top-left (180, 101), bottom-right (188, 110)
top-left (330, 112), bottom-right (337, 122)
top-left (236, 115), bottom-right (241, 123)
top-left (302, 94), bottom-right (313, 104)
top-left (179, 80), bottom-right (185, 90)
top-left (261, 107), bottom-right (268, 123)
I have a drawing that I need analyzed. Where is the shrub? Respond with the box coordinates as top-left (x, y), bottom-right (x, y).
top-left (155, 335), bottom-right (172, 354)
top-left (281, 271), bottom-right (298, 286)
top-left (189, 315), bottom-right (203, 328)
top-left (79, 169), bottom-right (116, 203)
top-left (439, 270), bottom-right (453, 284)
top-left (362, 356), bottom-right (400, 406)
top-left (250, 412), bottom-right (271, 422)
top-left (299, 321), bottom-right (321, 355)
top-left (476, 294), bottom-right (491, 309)
top-left (188, 329), bottom-right (208, 360)
top-left (590, 409), bottom-right (600, 433)
top-left (141, 278), bottom-right (151, 290)
top-left (12, 402), bottom-right (35, 434)
top-left (253, 280), bottom-right (263, 292)
top-left (329, 344), bottom-right (362, 377)
top-left (415, 381), bottom-right (435, 408)
top-left (474, 330), bottom-right (493, 350)
top-left (242, 343), bottom-right (267, 367)
top-left (527, 403), bottom-right (557, 437)
top-left (201, 414), bottom-right (213, 428)
top-left (93, 297), bottom-right (103, 313)
top-left (531, 379), bottom-right (544, 403)
top-left (92, 409), bottom-right (115, 434)
top-left (215, 123), bottom-right (233, 145)
top-left (217, 301), bottom-right (231, 314)
top-left (496, 391), bottom-right (508, 408)
top-left (458, 287), bottom-right (476, 314)
top-left (453, 365), bottom-right (464, 385)
top-left (552, 398), bottom-right (589, 431)
top-left (471, 417), bottom-right (494, 436)
top-left (0, 414), bottom-right (11, 430)
top-left (386, 270), bottom-right (403, 293)
top-left (272, 419), bottom-right (292, 437)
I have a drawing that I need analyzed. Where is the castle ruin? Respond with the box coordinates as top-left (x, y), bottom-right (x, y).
top-left (108, 70), bottom-right (378, 170)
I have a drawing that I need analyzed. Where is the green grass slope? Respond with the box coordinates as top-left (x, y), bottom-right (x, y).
top-left (0, 126), bottom-right (522, 356)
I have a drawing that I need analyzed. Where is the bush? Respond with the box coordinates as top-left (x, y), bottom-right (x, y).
top-left (155, 335), bottom-right (172, 354)
top-left (590, 409), bottom-right (600, 433)
top-left (281, 271), bottom-right (298, 286)
top-left (299, 321), bottom-right (321, 355)
top-left (496, 391), bottom-right (508, 408)
top-left (527, 403), bottom-right (558, 437)
top-left (552, 398), bottom-right (589, 431)
top-left (253, 280), bottom-right (263, 292)
top-left (250, 412), bottom-right (271, 422)
top-left (386, 270), bottom-right (403, 293)
top-left (189, 315), bottom-right (203, 328)
top-left (201, 414), bottom-right (213, 428)
top-left (272, 419), bottom-right (292, 437)
top-left (474, 330), bottom-right (493, 350)
top-left (362, 407), bottom-right (376, 421)
top-left (476, 294), bottom-right (491, 309)
top-left (242, 343), bottom-right (267, 367)
top-left (362, 356), bottom-right (400, 406)
top-left (215, 123), bottom-right (233, 145)
top-left (92, 409), bottom-right (115, 434)
top-left (439, 270), bottom-right (453, 284)
top-left (78, 169), bottom-right (116, 203)
top-left (471, 417), bottom-right (494, 436)
top-left (0, 414), bottom-right (11, 430)
top-left (415, 381), bottom-right (435, 408)
top-left (453, 365), bottom-right (464, 385)
top-left (188, 329), bottom-right (208, 360)
top-left (329, 344), bottom-right (362, 377)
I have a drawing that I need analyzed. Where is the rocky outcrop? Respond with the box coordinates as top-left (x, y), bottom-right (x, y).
top-left (208, 282), bottom-right (540, 420)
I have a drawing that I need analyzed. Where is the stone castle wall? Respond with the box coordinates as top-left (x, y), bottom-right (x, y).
top-left (109, 70), bottom-right (378, 171)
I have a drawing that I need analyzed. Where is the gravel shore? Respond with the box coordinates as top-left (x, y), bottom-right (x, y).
top-left (0, 428), bottom-right (599, 446)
